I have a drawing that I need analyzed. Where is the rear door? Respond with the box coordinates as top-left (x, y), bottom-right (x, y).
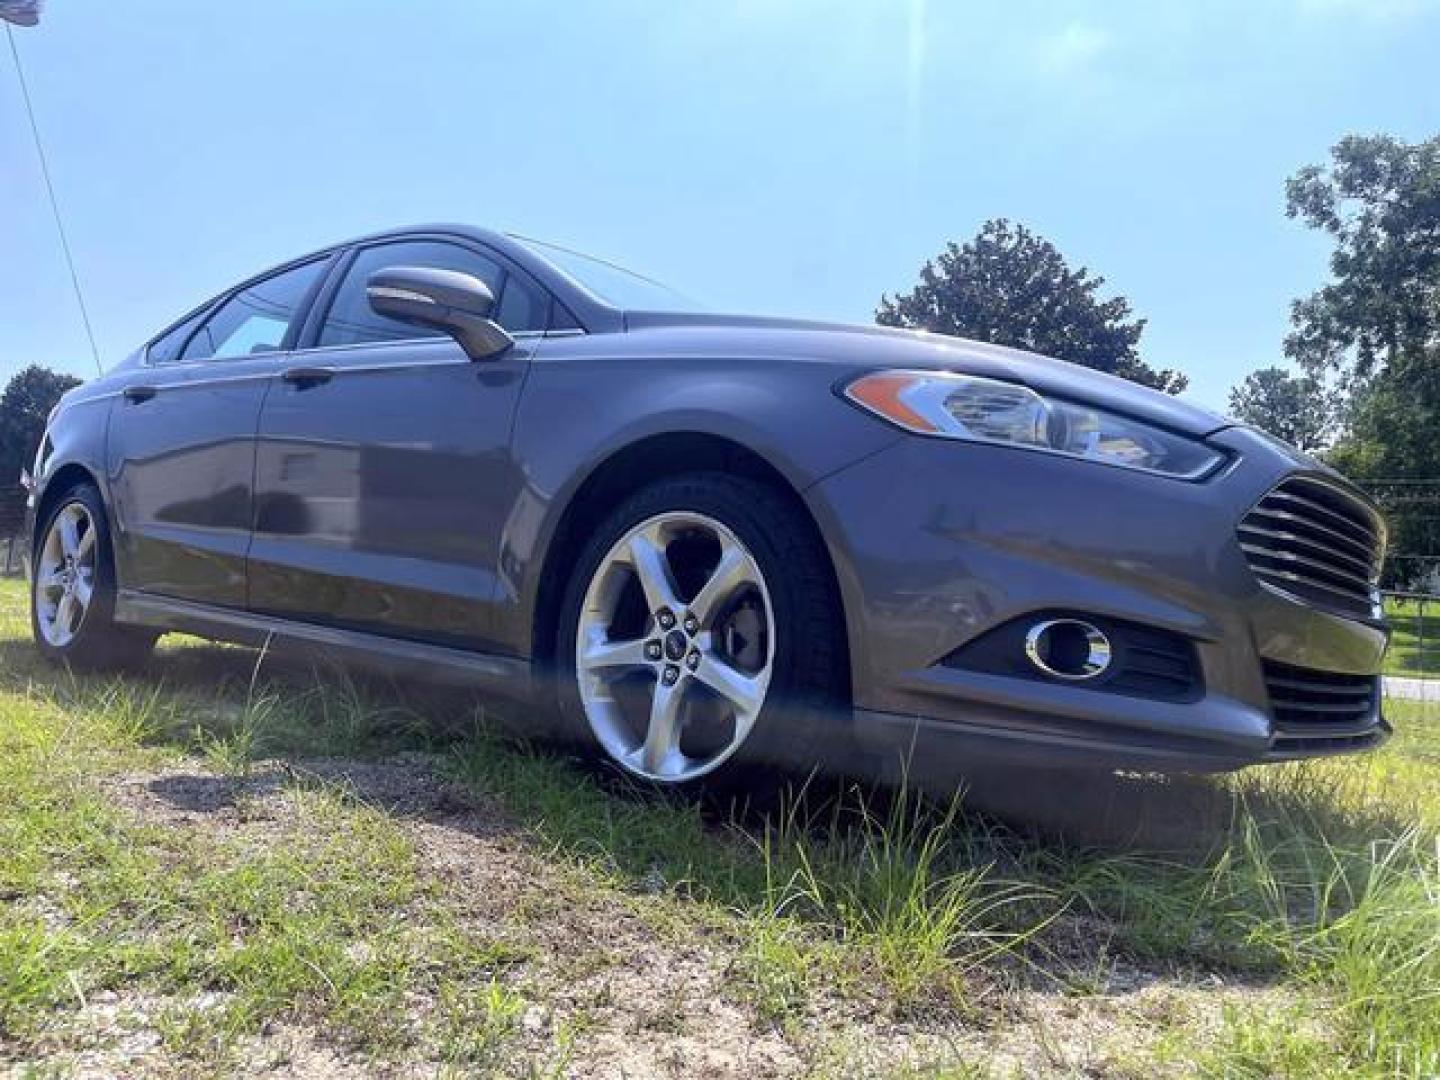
top-left (246, 236), bottom-right (552, 649)
top-left (107, 256), bottom-right (331, 607)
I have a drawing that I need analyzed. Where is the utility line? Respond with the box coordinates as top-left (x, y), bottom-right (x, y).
top-left (6, 22), bottom-right (102, 375)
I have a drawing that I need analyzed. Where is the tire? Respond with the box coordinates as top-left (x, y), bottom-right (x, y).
top-left (555, 472), bottom-right (847, 788)
top-left (31, 482), bottom-right (156, 671)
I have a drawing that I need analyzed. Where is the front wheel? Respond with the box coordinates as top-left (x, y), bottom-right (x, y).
top-left (31, 482), bottom-right (155, 670)
top-left (556, 473), bottom-right (847, 786)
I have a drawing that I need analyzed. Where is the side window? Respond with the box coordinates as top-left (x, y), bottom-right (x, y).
top-left (318, 240), bottom-right (548, 348)
top-left (147, 308), bottom-right (209, 364)
top-left (180, 259), bottom-right (327, 362)
top-left (549, 299), bottom-right (582, 332)
top-left (496, 269), bottom-right (549, 333)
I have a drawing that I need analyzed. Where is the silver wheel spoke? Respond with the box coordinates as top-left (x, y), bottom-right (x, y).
top-left (55, 594), bottom-right (78, 635)
top-left (75, 526), bottom-right (96, 562)
top-left (627, 530), bottom-right (681, 615)
top-left (640, 679), bottom-right (685, 774)
top-left (695, 655), bottom-right (766, 717)
top-left (57, 512), bottom-right (80, 559)
top-left (37, 569), bottom-right (64, 592)
top-left (72, 573), bottom-right (94, 609)
top-left (688, 544), bottom-right (758, 627)
top-left (580, 635), bottom-right (650, 676)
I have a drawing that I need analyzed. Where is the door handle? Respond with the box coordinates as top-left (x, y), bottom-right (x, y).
top-left (123, 385), bottom-right (158, 403)
top-left (281, 366), bottom-right (334, 389)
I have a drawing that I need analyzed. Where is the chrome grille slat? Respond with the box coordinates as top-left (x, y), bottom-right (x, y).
top-left (1239, 476), bottom-right (1384, 617)
top-left (1248, 565), bottom-right (1372, 606)
top-left (1240, 542), bottom-right (1377, 594)
top-left (1261, 488), bottom-right (1378, 548)
top-left (1243, 507), bottom-right (1378, 567)
top-left (1236, 523), bottom-right (1376, 578)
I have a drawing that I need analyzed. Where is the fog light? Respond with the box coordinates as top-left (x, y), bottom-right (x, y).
top-left (1024, 619), bottom-right (1113, 681)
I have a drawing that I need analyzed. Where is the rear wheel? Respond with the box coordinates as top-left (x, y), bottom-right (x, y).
top-left (31, 483), bottom-right (155, 670)
top-left (556, 473), bottom-right (846, 787)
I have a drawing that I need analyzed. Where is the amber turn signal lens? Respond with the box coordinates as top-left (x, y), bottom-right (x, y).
top-left (842, 372), bottom-right (941, 434)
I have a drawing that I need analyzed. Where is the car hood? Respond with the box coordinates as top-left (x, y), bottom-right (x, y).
top-left (623, 311), bottom-right (1231, 439)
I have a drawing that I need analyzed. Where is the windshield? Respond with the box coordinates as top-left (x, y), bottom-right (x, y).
top-left (512, 235), bottom-right (705, 311)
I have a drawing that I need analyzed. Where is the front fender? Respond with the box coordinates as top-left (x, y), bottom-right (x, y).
top-left (23, 388), bottom-right (117, 578)
top-left (500, 346), bottom-right (899, 656)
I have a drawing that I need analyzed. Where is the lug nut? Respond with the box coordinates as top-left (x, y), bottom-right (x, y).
top-left (685, 650), bottom-right (700, 670)
top-left (662, 664), bottom-right (680, 685)
top-left (657, 609), bottom-right (676, 630)
top-left (645, 641), bottom-right (663, 661)
top-left (683, 614), bottom-right (699, 634)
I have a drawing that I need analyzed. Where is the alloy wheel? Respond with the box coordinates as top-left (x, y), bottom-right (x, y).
top-left (35, 501), bottom-right (99, 648)
top-left (575, 511), bottom-right (776, 782)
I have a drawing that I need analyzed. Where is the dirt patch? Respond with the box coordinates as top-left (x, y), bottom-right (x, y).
top-left (30, 755), bottom-right (1287, 1078)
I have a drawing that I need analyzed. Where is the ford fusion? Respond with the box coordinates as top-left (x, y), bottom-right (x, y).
top-left (24, 225), bottom-right (1391, 787)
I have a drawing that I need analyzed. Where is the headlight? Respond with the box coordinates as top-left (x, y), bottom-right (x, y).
top-left (844, 370), bottom-right (1223, 479)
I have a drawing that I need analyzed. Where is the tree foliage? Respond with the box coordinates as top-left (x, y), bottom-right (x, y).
top-left (1328, 370), bottom-right (1440, 587)
top-left (1286, 134), bottom-right (1440, 385)
top-left (1227, 366), bottom-right (1332, 453)
top-left (1288, 134), bottom-right (1440, 580)
top-left (0, 365), bottom-right (82, 531)
top-left (877, 219), bottom-right (1187, 393)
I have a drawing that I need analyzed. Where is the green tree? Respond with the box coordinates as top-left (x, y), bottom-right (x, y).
top-left (1227, 366), bottom-right (1332, 452)
top-left (1285, 134), bottom-right (1440, 385)
top-left (877, 218), bottom-right (1187, 393)
top-left (1286, 134), bottom-right (1440, 585)
top-left (1328, 372), bottom-right (1440, 588)
top-left (0, 365), bottom-right (83, 531)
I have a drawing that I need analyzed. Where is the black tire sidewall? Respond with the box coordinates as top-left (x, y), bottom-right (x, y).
top-left (554, 472), bottom-right (845, 781)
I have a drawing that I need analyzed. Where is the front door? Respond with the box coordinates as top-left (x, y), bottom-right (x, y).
top-left (245, 237), bottom-right (550, 650)
top-left (107, 257), bottom-right (330, 607)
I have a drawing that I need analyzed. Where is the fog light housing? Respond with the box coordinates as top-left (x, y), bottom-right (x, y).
top-left (941, 612), bottom-right (1203, 702)
top-left (1024, 619), bottom-right (1112, 680)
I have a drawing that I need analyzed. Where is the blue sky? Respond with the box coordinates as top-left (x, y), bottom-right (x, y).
top-left (1, 0), bottom-right (1436, 411)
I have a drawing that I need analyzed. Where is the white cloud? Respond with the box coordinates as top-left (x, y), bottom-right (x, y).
top-left (1032, 21), bottom-right (1113, 75)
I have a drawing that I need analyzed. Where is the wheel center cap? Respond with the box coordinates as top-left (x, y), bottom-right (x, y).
top-left (663, 629), bottom-right (688, 661)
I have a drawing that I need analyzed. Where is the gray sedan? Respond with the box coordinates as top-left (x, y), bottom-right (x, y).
top-left (23, 225), bottom-right (1391, 788)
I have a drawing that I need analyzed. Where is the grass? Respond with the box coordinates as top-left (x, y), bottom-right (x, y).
top-left (0, 574), bottom-right (1438, 1076)
top-left (1384, 597), bottom-right (1440, 677)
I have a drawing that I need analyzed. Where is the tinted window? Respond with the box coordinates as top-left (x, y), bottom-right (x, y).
top-left (318, 240), bottom-right (547, 348)
top-left (147, 308), bottom-right (208, 364)
top-left (549, 299), bottom-right (582, 332)
top-left (496, 268), bottom-right (548, 331)
top-left (181, 259), bottom-right (326, 362)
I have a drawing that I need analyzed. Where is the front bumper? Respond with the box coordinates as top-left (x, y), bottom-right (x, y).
top-left (805, 425), bottom-right (1389, 775)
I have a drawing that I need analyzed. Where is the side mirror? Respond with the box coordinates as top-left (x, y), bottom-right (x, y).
top-left (365, 265), bottom-right (514, 361)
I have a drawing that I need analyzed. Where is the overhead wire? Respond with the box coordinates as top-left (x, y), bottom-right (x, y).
top-left (6, 22), bottom-right (103, 374)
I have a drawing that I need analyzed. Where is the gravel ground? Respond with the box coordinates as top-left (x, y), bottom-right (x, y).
top-left (1, 753), bottom-right (1291, 1079)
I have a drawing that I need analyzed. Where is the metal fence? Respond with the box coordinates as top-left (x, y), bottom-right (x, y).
top-left (1367, 481), bottom-right (1440, 686)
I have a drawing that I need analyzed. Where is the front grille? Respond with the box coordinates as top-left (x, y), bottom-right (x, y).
top-left (1263, 659), bottom-right (1381, 745)
top-left (1239, 475), bottom-right (1384, 617)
